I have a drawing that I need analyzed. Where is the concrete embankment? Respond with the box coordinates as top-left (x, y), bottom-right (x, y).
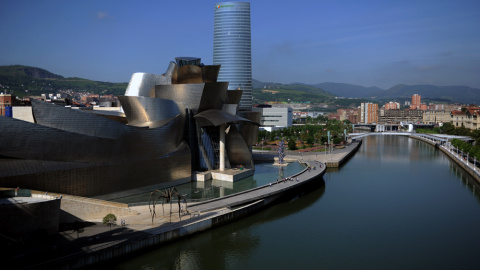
top-left (411, 135), bottom-right (480, 183)
top-left (253, 140), bottom-right (363, 168)
top-left (31, 161), bottom-right (327, 269)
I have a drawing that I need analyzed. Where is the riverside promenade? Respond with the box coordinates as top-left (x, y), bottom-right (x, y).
top-left (411, 135), bottom-right (480, 183)
top-left (254, 140), bottom-right (363, 168)
top-left (19, 141), bottom-right (362, 269)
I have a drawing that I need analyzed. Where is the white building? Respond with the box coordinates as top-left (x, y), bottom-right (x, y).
top-left (252, 107), bottom-right (293, 131)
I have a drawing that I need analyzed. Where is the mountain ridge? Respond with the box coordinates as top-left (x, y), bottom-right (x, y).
top-left (2, 65), bottom-right (479, 104)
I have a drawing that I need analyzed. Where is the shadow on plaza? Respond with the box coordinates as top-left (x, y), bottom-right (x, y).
top-left (5, 219), bottom-right (148, 269)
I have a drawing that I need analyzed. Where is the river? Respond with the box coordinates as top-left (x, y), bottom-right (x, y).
top-left (114, 135), bottom-right (480, 269)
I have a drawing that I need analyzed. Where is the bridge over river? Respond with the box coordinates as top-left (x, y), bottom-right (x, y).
top-left (349, 132), bottom-right (473, 145)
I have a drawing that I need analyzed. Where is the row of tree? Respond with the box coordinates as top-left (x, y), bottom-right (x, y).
top-left (418, 122), bottom-right (480, 161)
top-left (257, 118), bottom-right (353, 150)
top-left (451, 138), bottom-right (480, 162)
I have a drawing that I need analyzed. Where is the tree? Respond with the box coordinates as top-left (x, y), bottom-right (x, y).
top-left (306, 136), bottom-right (314, 147)
top-left (103, 213), bottom-right (117, 231)
top-left (442, 122), bottom-right (455, 134)
top-left (288, 139), bottom-right (297, 150)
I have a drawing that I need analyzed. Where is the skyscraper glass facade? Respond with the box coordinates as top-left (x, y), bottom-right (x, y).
top-left (213, 2), bottom-right (252, 111)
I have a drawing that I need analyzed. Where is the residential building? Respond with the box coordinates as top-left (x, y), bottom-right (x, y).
top-left (423, 110), bottom-right (451, 124)
top-left (451, 110), bottom-right (466, 127)
top-left (379, 109), bottom-right (424, 124)
top-left (0, 93), bottom-right (15, 116)
top-left (360, 103), bottom-right (378, 124)
top-left (410, 94), bottom-right (427, 110)
top-left (337, 108), bottom-right (359, 123)
top-left (450, 107), bottom-right (480, 130)
top-left (384, 101), bottom-right (400, 110)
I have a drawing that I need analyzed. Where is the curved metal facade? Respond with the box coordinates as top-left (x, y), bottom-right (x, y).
top-left (117, 96), bottom-right (180, 128)
top-left (213, 2), bottom-right (252, 111)
top-left (0, 57), bottom-right (259, 198)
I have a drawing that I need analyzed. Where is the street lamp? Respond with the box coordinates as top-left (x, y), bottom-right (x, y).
top-left (324, 141), bottom-right (327, 156)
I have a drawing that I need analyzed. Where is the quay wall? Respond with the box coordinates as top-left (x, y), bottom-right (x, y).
top-left (45, 165), bottom-right (326, 269)
top-left (50, 200), bottom-right (270, 270)
top-left (326, 140), bottom-right (362, 167)
top-left (410, 135), bottom-right (480, 183)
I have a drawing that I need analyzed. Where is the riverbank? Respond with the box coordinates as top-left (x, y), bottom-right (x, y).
top-left (253, 140), bottom-right (363, 168)
top-left (14, 165), bottom-right (322, 268)
top-left (410, 135), bottom-right (480, 183)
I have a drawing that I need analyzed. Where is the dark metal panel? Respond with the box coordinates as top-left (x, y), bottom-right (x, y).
top-left (198, 82), bottom-right (228, 113)
top-left (32, 99), bottom-right (125, 139)
top-left (226, 90), bottom-right (243, 105)
top-left (194, 109), bottom-right (259, 127)
top-left (0, 116), bottom-right (120, 163)
top-left (202, 65), bottom-right (221, 82)
top-left (3, 101), bottom-right (187, 163)
top-left (236, 111), bottom-right (261, 146)
top-left (226, 125), bottom-right (253, 168)
top-left (175, 65), bottom-right (204, 84)
top-left (0, 142), bottom-right (191, 197)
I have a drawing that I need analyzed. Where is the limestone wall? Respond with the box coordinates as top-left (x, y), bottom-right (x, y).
top-left (32, 191), bottom-right (137, 223)
top-left (12, 106), bottom-right (34, 123)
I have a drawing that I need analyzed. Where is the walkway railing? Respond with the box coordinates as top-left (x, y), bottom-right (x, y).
top-left (128, 198), bottom-right (209, 208)
top-left (441, 144), bottom-right (480, 177)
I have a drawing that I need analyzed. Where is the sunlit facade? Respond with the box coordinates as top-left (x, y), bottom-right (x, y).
top-left (213, 2), bottom-right (252, 111)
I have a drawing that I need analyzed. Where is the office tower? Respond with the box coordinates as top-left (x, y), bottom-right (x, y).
top-left (213, 2), bottom-right (252, 111)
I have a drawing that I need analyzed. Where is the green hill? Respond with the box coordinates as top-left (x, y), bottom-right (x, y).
top-left (0, 65), bottom-right (128, 97)
top-left (253, 83), bottom-right (335, 104)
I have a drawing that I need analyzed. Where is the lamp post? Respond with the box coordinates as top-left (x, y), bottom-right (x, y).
top-left (467, 153), bottom-right (469, 165)
top-left (324, 141), bottom-right (327, 156)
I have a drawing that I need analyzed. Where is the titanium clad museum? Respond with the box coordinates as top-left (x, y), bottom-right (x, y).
top-left (0, 57), bottom-right (260, 198)
top-left (214, 2), bottom-right (252, 111)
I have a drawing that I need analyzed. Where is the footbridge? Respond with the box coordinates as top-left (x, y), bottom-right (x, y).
top-left (349, 132), bottom-right (473, 145)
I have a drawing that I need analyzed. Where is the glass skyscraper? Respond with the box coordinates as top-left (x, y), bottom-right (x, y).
top-left (213, 2), bottom-right (252, 111)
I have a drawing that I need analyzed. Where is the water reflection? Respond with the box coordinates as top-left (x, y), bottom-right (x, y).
top-left (115, 135), bottom-right (480, 269)
top-left (114, 179), bottom-right (325, 270)
top-left (114, 161), bottom-right (306, 204)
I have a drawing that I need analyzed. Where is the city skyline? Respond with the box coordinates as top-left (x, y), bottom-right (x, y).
top-left (0, 0), bottom-right (479, 89)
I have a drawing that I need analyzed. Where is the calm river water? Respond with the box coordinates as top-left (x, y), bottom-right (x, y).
top-left (114, 135), bottom-right (480, 269)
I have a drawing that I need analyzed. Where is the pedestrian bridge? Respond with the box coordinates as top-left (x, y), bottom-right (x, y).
top-left (349, 132), bottom-right (473, 144)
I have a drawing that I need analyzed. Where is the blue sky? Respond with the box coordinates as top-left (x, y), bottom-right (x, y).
top-left (1, 0), bottom-right (479, 89)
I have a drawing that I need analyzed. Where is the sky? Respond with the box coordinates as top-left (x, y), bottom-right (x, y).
top-left (1, 0), bottom-right (479, 89)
